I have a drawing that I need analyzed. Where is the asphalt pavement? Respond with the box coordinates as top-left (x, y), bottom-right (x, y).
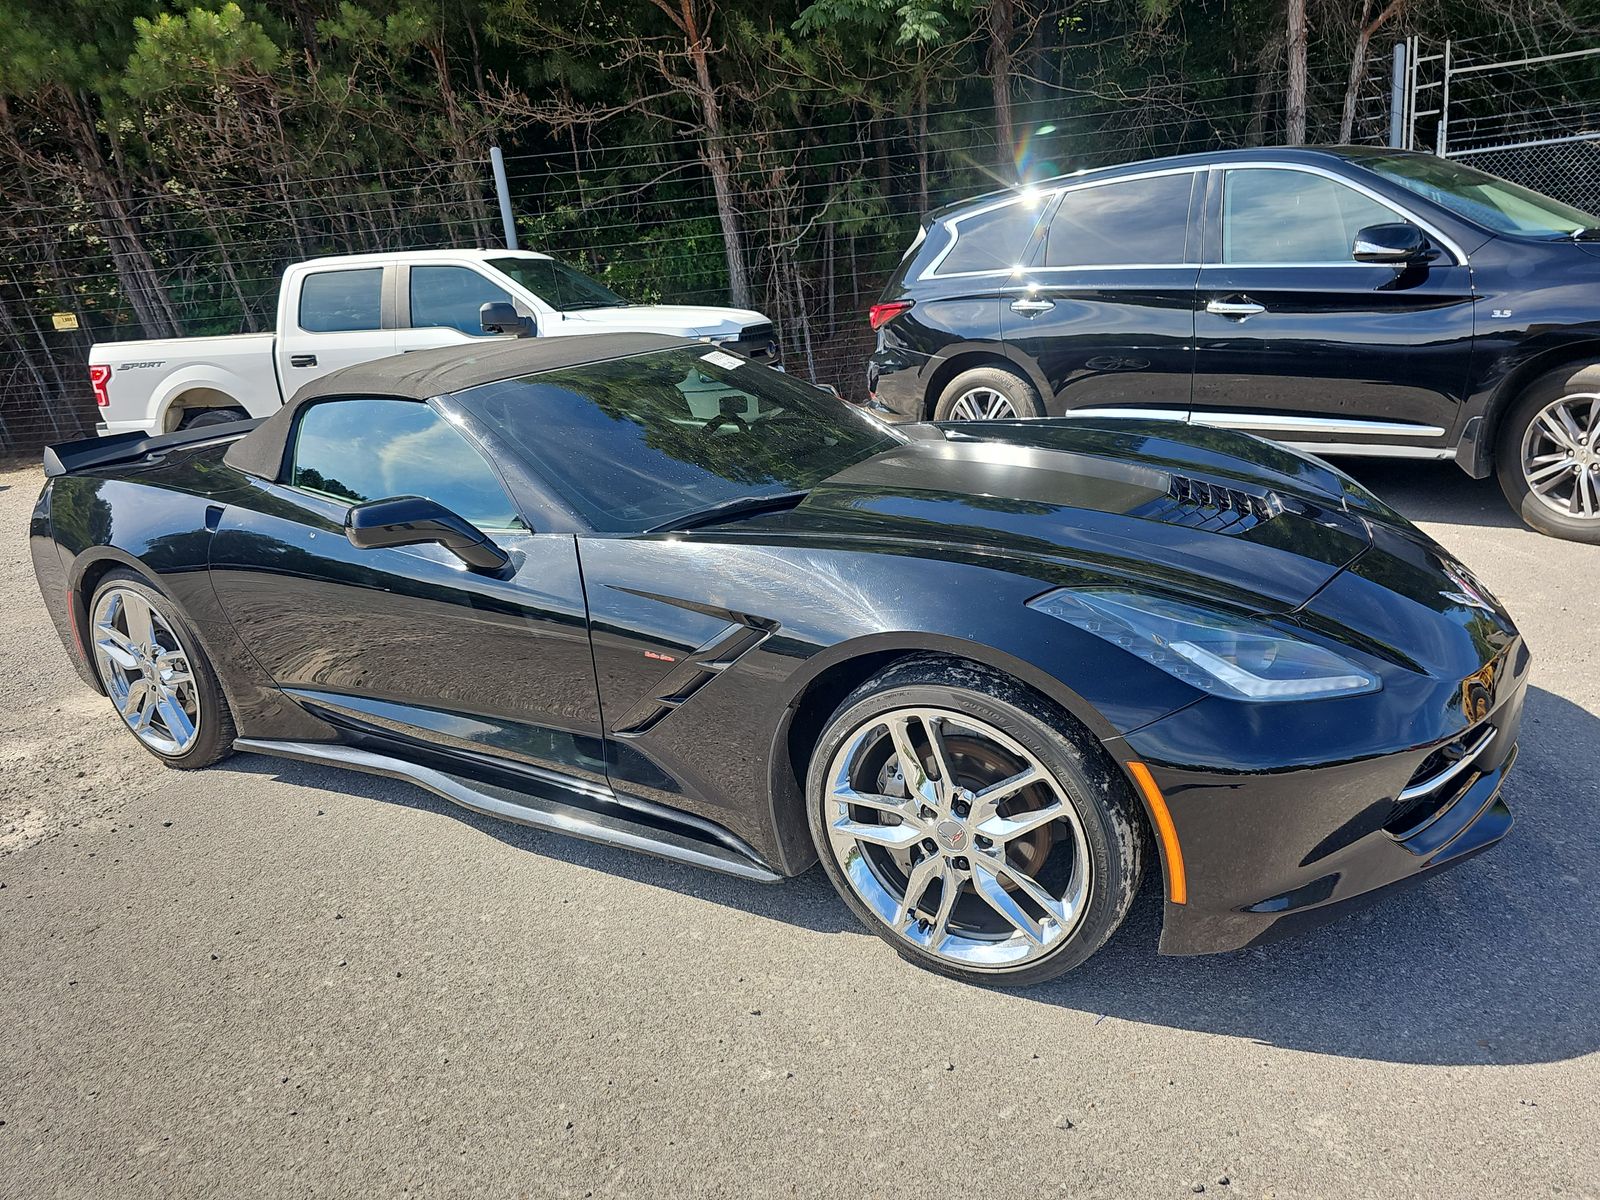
top-left (1, 455), bottom-right (1596, 1199)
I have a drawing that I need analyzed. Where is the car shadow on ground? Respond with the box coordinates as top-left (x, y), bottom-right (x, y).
top-left (228, 681), bottom-right (1600, 1068)
top-left (1342, 458), bottom-right (1524, 531)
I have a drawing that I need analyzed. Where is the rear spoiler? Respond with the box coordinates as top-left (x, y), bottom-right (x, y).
top-left (43, 419), bottom-right (264, 479)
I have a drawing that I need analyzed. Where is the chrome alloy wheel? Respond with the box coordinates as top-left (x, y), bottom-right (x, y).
top-left (90, 587), bottom-right (201, 756)
top-left (1521, 392), bottom-right (1600, 520)
top-left (947, 387), bottom-right (1018, 421)
top-left (823, 707), bottom-right (1091, 969)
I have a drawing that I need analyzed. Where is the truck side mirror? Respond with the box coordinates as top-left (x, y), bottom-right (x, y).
top-left (480, 301), bottom-right (537, 338)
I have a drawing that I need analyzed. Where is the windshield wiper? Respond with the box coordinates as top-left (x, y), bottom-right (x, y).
top-left (1568, 226), bottom-right (1600, 241)
top-left (648, 491), bottom-right (810, 533)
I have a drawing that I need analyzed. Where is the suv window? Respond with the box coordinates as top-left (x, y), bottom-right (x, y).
top-left (1045, 173), bottom-right (1194, 267)
top-left (298, 268), bottom-right (383, 332)
top-left (410, 266), bottom-right (512, 336)
top-left (937, 201), bottom-right (1041, 275)
top-left (289, 398), bottom-right (524, 531)
top-left (1223, 169), bottom-right (1399, 264)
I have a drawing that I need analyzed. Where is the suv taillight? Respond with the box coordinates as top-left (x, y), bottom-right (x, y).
top-left (869, 300), bottom-right (914, 331)
top-left (89, 364), bottom-right (111, 407)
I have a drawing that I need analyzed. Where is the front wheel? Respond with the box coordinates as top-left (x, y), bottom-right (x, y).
top-left (806, 657), bottom-right (1144, 986)
top-left (1496, 363), bottom-right (1600, 543)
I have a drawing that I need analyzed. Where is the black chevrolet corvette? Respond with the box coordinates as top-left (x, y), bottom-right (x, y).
top-left (30, 333), bottom-right (1528, 984)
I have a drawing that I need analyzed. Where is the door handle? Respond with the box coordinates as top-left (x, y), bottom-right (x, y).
top-left (290, 354), bottom-right (318, 367)
top-left (1010, 297), bottom-right (1056, 316)
top-left (1205, 299), bottom-right (1266, 319)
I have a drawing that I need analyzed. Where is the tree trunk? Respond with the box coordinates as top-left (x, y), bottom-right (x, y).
top-left (988, 0), bottom-right (1016, 164)
top-left (676, 1), bottom-right (750, 307)
top-left (1285, 0), bottom-right (1308, 144)
top-left (1340, 0), bottom-right (1405, 143)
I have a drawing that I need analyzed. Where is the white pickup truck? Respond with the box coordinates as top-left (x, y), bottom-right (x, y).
top-left (89, 248), bottom-right (780, 435)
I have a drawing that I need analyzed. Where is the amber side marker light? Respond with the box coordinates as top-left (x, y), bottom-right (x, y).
top-left (1126, 761), bottom-right (1186, 905)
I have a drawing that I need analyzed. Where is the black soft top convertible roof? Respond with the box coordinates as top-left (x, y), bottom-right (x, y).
top-left (224, 331), bottom-right (696, 481)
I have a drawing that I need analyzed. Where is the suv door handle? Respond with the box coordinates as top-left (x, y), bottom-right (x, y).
top-left (1010, 297), bottom-right (1056, 316)
top-left (1205, 299), bottom-right (1266, 319)
top-left (290, 354), bottom-right (318, 367)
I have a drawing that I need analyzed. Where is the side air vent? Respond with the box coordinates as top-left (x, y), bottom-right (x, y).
top-left (1140, 475), bottom-right (1283, 534)
top-left (612, 624), bottom-right (772, 737)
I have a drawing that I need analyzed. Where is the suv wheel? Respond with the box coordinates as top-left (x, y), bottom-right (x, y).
top-left (1496, 362), bottom-right (1600, 543)
top-left (806, 657), bottom-right (1144, 986)
top-left (933, 366), bottom-right (1045, 422)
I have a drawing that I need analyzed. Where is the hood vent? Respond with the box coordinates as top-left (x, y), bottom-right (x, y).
top-left (1144, 474), bottom-right (1283, 534)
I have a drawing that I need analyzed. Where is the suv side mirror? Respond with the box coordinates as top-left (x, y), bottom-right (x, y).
top-left (345, 495), bottom-right (510, 573)
top-left (1352, 223), bottom-right (1434, 265)
top-left (480, 301), bottom-right (536, 338)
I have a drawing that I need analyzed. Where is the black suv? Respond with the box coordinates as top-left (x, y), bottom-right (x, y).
top-left (867, 146), bottom-right (1600, 541)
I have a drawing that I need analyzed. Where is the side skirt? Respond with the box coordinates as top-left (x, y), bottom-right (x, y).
top-left (234, 737), bottom-right (783, 884)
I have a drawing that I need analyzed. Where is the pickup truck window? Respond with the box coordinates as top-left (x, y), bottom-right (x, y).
top-left (486, 256), bottom-right (629, 312)
top-left (298, 268), bottom-right (384, 332)
top-left (410, 266), bottom-right (513, 336)
top-left (289, 397), bottom-right (525, 532)
top-left (1222, 169), bottom-right (1395, 264)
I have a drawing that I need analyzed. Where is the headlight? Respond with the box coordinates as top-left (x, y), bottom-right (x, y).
top-left (1028, 588), bottom-right (1380, 702)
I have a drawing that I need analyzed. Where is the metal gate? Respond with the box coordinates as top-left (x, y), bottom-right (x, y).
top-left (1399, 37), bottom-right (1600, 214)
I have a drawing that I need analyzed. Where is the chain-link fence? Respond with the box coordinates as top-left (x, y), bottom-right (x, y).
top-left (1450, 136), bottom-right (1600, 216)
top-left (2, 30), bottom-right (1595, 456)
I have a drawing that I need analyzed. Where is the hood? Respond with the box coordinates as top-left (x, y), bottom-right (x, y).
top-left (554, 304), bottom-right (769, 338)
top-left (778, 418), bottom-right (1382, 614)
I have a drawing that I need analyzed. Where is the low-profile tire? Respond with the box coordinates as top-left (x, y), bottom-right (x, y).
top-left (1495, 362), bottom-right (1600, 543)
top-left (86, 569), bottom-right (235, 769)
top-left (179, 406), bottom-right (250, 430)
top-left (932, 366), bottom-right (1045, 422)
top-left (806, 656), bottom-right (1144, 986)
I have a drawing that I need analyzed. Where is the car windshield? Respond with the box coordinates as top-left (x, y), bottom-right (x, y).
top-left (1360, 154), bottom-right (1600, 237)
top-left (486, 256), bottom-right (630, 311)
top-left (451, 347), bottom-right (903, 532)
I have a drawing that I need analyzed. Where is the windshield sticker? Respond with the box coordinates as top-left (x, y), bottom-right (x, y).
top-left (699, 350), bottom-right (744, 371)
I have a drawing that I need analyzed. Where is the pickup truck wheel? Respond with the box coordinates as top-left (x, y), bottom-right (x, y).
top-left (179, 407), bottom-right (249, 430)
top-left (932, 366), bottom-right (1044, 422)
top-left (1496, 362), bottom-right (1600, 544)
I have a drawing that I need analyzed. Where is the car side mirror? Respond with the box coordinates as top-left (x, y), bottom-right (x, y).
top-left (1352, 223), bottom-right (1434, 265)
top-left (345, 496), bottom-right (510, 573)
top-left (480, 301), bottom-right (536, 338)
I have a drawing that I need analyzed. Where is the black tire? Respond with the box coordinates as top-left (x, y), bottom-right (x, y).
top-left (1495, 361), bottom-right (1600, 544)
top-left (806, 656), bottom-right (1144, 986)
top-left (179, 406), bottom-right (250, 430)
top-left (86, 569), bottom-right (236, 769)
top-left (932, 365), bottom-right (1045, 422)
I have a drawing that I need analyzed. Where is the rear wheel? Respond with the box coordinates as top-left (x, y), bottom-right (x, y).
top-left (806, 658), bottom-right (1143, 985)
top-left (179, 406), bottom-right (249, 430)
top-left (1496, 363), bottom-right (1600, 543)
top-left (87, 570), bottom-right (235, 769)
top-left (932, 366), bottom-right (1045, 422)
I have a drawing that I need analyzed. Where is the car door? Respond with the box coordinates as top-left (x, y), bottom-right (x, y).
top-left (1191, 164), bottom-right (1477, 451)
top-left (1001, 168), bottom-right (1202, 417)
top-left (391, 262), bottom-right (534, 354)
top-left (275, 264), bottom-right (397, 391)
top-left (206, 394), bottom-right (608, 789)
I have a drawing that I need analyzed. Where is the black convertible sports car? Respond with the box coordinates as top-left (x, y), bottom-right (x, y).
top-left (30, 333), bottom-right (1528, 984)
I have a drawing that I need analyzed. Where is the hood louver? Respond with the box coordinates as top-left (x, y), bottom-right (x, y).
top-left (1144, 474), bottom-right (1284, 534)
